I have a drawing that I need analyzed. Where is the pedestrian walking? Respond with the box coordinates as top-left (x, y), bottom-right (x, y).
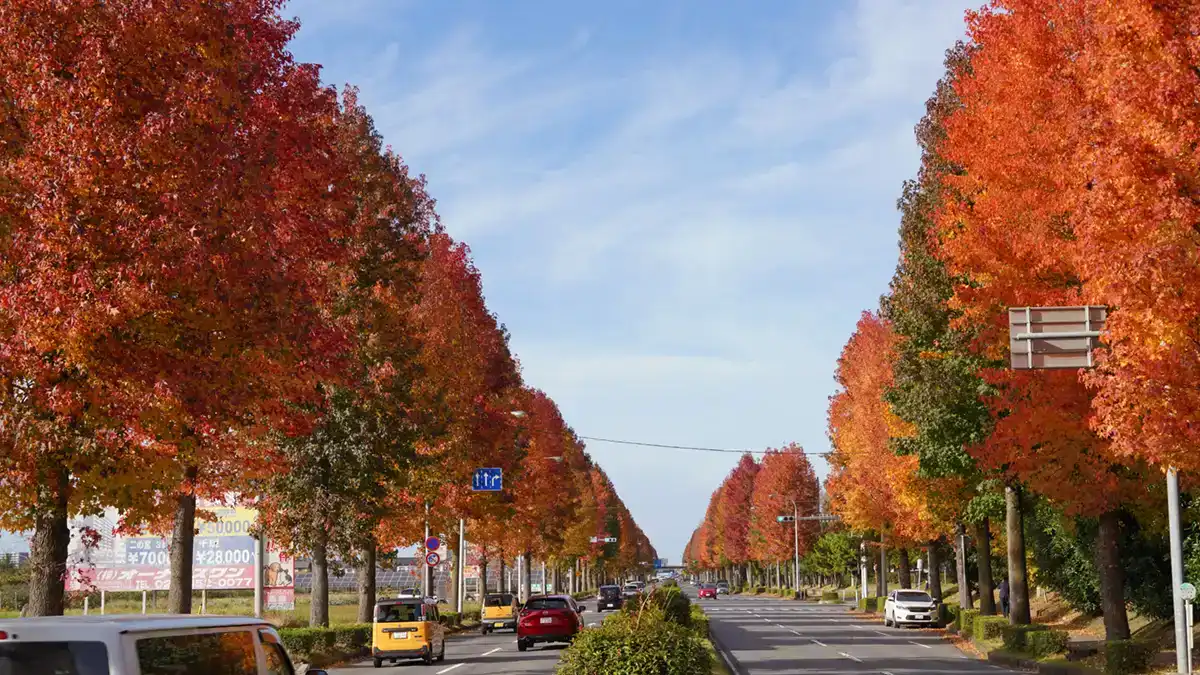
top-left (998, 579), bottom-right (1010, 617)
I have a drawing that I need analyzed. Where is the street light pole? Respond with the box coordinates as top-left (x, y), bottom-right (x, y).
top-left (792, 499), bottom-right (800, 591)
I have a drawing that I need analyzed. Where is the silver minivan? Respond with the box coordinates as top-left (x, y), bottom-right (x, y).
top-left (0, 615), bottom-right (325, 675)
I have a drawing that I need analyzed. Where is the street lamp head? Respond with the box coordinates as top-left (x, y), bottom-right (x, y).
top-left (510, 410), bottom-right (527, 418)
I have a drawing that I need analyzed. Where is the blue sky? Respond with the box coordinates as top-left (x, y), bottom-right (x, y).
top-left (282, 0), bottom-right (976, 565)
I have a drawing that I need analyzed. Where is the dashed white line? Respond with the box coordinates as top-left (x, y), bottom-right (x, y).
top-left (874, 630), bottom-right (889, 637)
top-left (436, 664), bottom-right (465, 675)
top-left (481, 647), bottom-right (501, 656)
top-left (909, 640), bottom-right (932, 649)
top-left (839, 651), bottom-right (863, 663)
top-left (812, 639), bottom-right (828, 647)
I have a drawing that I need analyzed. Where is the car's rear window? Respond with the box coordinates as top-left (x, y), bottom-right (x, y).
top-left (137, 630), bottom-right (257, 675)
top-left (896, 592), bottom-right (934, 603)
top-left (0, 642), bottom-right (109, 675)
top-left (599, 586), bottom-right (620, 596)
top-left (376, 603), bottom-right (423, 622)
top-left (524, 598), bottom-right (570, 611)
top-left (485, 594), bottom-right (514, 607)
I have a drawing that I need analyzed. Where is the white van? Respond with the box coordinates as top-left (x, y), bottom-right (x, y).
top-left (0, 615), bottom-right (328, 675)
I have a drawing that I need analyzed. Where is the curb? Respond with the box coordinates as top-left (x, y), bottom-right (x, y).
top-left (987, 650), bottom-right (1098, 674)
top-left (708, 628), bottom-right (745, 675)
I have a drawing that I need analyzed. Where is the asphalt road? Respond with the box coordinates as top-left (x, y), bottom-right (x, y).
top-left (327, 599), bottom-right (603, 675)
top-left (698, 591), bottom-right (1013, 674)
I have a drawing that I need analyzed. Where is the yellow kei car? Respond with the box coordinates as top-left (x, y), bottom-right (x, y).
top-left (481, 592), bottom-right (518, 634)
top-left (371, 597), bottom-right (446, 668)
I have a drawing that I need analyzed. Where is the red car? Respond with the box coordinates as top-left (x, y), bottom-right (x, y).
top-left (698, 584), bottom-right (718, 599)
top-left (517, 594), bottom-right (584, 652)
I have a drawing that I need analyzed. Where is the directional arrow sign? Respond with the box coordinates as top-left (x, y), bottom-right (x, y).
top-left (425, 552), bottom-right (441, 567)
top-left (472, 468), bottom-right (503, 492)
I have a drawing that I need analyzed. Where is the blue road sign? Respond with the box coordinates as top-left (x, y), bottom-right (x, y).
top-left (654, 558), bottom-right (667, 569)
top-left (472, 467), bottom-right (503, 492)
top-left (425, 536), bottom-right (441, 552)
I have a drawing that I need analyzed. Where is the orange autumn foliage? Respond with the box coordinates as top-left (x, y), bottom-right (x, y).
top-left (826, 312), bottom-right (944, 545)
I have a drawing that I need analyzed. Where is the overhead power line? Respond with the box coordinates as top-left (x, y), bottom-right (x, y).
top-left (579, 436), bottom-right (832, 457)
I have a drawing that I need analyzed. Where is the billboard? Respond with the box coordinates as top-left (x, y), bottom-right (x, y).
top-left (64, 499), bottom-right (293, 608)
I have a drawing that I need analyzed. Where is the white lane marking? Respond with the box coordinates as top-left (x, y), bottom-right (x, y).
top-left (812, 639), bottom-right (828, 647)
top-left (909, 640), bottom-right (932, 649)
top-left (882, 671), bottom-right (896, 675)
top-left (481, 647), bottom-right (502, 656)
top-left (436, 664), bottom-right (465, 675)
top-left (839, 651), bottom-right (863, 663)
top-left (874, 630), bottom-right (889, 636)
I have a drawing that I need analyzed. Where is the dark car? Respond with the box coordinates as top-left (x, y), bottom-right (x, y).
top-left (517, 595), bottom-right (584, 651)
top-left (597, 584), bottom-right (623, 611)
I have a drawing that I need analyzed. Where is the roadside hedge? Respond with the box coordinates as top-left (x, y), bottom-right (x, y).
top-left (622, 586), bottom-right (692, 628)
top-left (957, 609), bottom-right (981, 638)
top-left (1000, 624), bottom-right (1069, 658)
top-left (820, 591), bottom-right (840, 603)
top-left (1103, 639), bottom-right (1157, 675)
top-left (973, 615), bottom-right (1009, 642)
top-left (280, 624), bottom-right (371, 666)
top-left (557, 608), bottom-right (711, 675)
top-left (858, 596), bottom-right (881, 612)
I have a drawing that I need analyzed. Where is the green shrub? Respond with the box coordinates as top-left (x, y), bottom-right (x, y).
top-left (858, 596), bottom-right (882, 612)
top-left (820, 591), bottom-right (840, 602)
top-left (1000, 624), bottom-right (1068, 658)
top-left (557, 609), bottom-right (711, 675)
top-left (622, 587), bottom-right (691, 628)
top-left (439, 611), bottom-right (459, 627)
top-left (1104, 640), bottom-right (1157, 675)
top-left (279, 627), bottom-right (321, 660)
top-left (957, 609), bottom-right (980, 638)
top-left (973, 615), bottom-right (1009, 642)
top-left (689, 604), bottom-right (709, 637)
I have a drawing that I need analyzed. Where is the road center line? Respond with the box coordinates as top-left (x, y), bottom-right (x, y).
top-left (909, 640), bottom-right (932, 649)
top-left (481, 647), bottom-right (502, 656)
top-left (436, 664), bottom-right (465, 675)
top-left (839, 651), bottom-right (863, 663)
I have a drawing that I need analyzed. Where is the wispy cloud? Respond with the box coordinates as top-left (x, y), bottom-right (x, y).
top-left (287, 0), bottom-right (976, 562)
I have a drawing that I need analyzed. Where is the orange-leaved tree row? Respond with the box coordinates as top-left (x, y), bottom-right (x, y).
top-left (825, 312), bottom-right (947, 592)
top-left (929, 0), bottom-right (1171, 635)
top-left (0, 0), bottom-right (362, 616)
top-left (749, 444), bottom-right (820, 573)
top-left (684, 446), bottom-right (822, 588)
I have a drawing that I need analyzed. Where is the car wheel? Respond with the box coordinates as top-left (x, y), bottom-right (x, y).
top-left (482, 625), bottom-right (490, 635)
top-left (423, 650), bottom-right (434, 665)
top-left (517, 639), bottom-right (528, 653)
top-left (438, 640), bottom-right (446, 662)
top-left (373, 658), bottom-right (382, 668)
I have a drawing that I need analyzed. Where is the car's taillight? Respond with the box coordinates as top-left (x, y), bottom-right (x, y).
top-left (0, 631), bottom-right (9, 640)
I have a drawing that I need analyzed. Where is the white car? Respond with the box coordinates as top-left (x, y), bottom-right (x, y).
top-left (883, 589), bottom-right (939, 627)
top-left (0, 615), bottom-right (324, 675)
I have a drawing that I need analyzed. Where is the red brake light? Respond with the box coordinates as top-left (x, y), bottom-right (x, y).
top-left (0, 631), bottom-right (9, 640)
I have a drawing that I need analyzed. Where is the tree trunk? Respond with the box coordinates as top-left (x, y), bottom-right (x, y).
top-left (310, 530), bottom-right (330, 627)
top-left (1006, 486), bottom-right (1031, 624)
top-left (499, 559), bottom-right (507, 593)
top-left (898, 548), bottom-right (912, 589)
top-left (357, 544), bottom-right (376, 624)
top-left (27, 467), bottom-right (69, 617)
top-left (446, 537), bottom-right (459, 611)
top-left (956, 523), bottom-right (973, 609)
top-left (975, 518), bottom-right (996, 615)
top-left (877, 540), bottom-right (887, 597)
top-left (1096, 509), bottom-right (1131, 640)
top-left (928, 539), bottom-right (943, 602)
top-left (522, 551), bottom-right (532, 602)
top-left (167, 477), bottom-right (197, 614)
top-left (480, 556), bottom-right (489, 595)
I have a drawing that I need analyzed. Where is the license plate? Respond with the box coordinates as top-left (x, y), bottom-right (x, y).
top-left (494, 622), bottom-right (505, 627)
top-left (392, 632), bottom-right (408, 639)
top-left (915, 615), bottom-right (928, 620)
top-left (540, 617), bottom-right (554, 624)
